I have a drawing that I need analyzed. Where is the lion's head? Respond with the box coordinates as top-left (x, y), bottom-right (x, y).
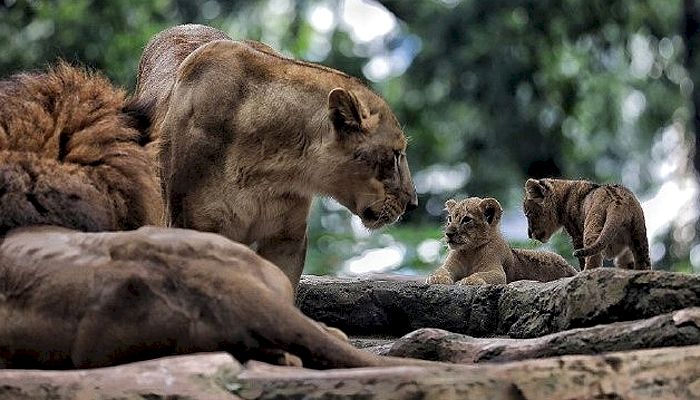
top-left (523, 178), bottom-right (561, 243)
top-left (442, 197), bottom-right (503, 250)
top-left (319, 87), bottom-right (417, 229)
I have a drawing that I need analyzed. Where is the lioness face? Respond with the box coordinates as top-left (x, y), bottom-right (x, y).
top-left (325, 88), bottom-right (417, 229)
top-left (523, 178), bottom-right (560, 243)
top-left (443, 197), bottom-right (502, 250)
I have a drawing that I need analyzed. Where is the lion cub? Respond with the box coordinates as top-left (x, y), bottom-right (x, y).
top-left (523, 178), bottom-right (651, 270)
top-left (426, 197), bottom-right (577, 286)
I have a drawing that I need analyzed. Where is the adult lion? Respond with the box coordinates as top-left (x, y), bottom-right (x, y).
top-left (135, 24), bottom-right (418, 287)
top-left (0, 226), bottom-right (431, 369)
top-left (0, 63), bottom-right (161, 232)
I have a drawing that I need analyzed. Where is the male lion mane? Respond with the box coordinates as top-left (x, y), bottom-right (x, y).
top-left (0, 63), bottom-right (161, 232)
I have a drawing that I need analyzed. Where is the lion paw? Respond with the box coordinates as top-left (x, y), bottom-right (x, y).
top-left (316, 321), bottom-right (349, 342)
top-left (456, 275), bottom-right (487, 286)
top-left (426, 274), bottom-right (453, 285)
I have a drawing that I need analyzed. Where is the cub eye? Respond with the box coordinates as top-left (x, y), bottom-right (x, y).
top-left (460, 215), bottom-right (472, 224)
top-left (446, 215), bottom-right (452, 223)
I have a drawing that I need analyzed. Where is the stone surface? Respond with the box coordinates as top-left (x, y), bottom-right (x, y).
top-left (6, 345), bottom-right (699, 399)
top-left (232, 345), bottom-right (700, 399)
top-left (364, 307), bottom-right (700, 363)
top-left (297, 268), bottom-right (700, 338)
top-left (0, 353), bottom-right (241, 400)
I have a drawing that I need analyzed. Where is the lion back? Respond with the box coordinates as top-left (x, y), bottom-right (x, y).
top-left (0, 63), bottom-right (161, 232)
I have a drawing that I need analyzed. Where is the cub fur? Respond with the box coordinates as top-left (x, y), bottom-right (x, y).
top-left (0, 226), bottom-right (431, 370)
top-left (523, 178), bottom-right (651, 270)
top-left (0, 63), bottom-right (161, 232)
top-left (135, 24), bottom-right (417, 287)
top-left (426, 197), bottom-right (577, 285)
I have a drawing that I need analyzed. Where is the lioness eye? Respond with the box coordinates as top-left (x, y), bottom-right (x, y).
top-left (461, 216), bottom-right (472, 224)
top-left (393, 150), bottom-right (402, 170)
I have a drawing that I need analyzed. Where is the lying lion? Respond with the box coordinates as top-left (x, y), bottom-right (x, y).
top-left (426, 197), bottom-right (577, 285)
top-left (135, 24), bottom-right (418, 288)
top-left (0, 226), bottom-right (429, 369)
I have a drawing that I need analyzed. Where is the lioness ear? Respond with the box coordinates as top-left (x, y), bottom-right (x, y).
top-left (525, 178), bottom-right (550, 202)
top-left (328, 88), bottom-right (364, 134)
top-left (444, 199), bottom-right (457, 213)
top-left (480, 198), bottom-right (503, 225)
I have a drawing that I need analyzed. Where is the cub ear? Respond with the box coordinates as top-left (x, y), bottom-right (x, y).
top-left (479, 198), bottom-right (503, 225)
top-left (444, 199), bottom-right (458, 213)
top-left (525, 178), bottom-right (551, 202)
top-left (328, 88), bottom-right (365, 135)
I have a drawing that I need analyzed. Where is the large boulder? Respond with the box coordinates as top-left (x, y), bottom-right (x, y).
top-left (6, 344), bottom-right (698, 399)
top-left (297, 269), bottom-right (700, 338)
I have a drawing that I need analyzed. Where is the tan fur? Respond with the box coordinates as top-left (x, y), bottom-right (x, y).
top-left (135, 24), bottom-right (417, 287)
top-left (0, 64), bottom-right (161, 232)
top-left (0, 226), bottom-right (433, 370)
top-left (426, 197), bottom-right (577, 285)
top-left (523, 178), bottom-right (651, 270)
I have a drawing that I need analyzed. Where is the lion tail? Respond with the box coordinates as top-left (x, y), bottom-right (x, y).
top-left (572, 210), bottom-right (622, 258)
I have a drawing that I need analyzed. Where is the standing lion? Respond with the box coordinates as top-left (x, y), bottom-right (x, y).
top-left (135, 24), bottom-right (418, 287)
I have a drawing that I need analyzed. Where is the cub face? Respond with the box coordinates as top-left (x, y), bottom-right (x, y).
top-left (523, 178), bottom-right (560, 243)
top-left (324, 88), bottom-right (418, 229)
top-left (443, 197), bottom-right (503, 250)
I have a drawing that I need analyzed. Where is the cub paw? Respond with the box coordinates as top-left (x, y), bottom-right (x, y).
top-left (456, 275), bottom-right (487, 286)
top-left (426, 274), bottom-right (453, 285)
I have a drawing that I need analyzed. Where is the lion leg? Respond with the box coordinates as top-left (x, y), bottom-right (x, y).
top-left (426, 267), bottom-right (455, 284)
top-left (258, 231), bottom-right (308, 290)
top-left (253, 348), bottom-right (304, 367)
top-left (456, 268), bottom-right (506, 285)
top-left (614, 249), bottom-right (636, 269)
top-left (582, 217), bottom-right (605, 270)
top-left (631, 226), bottom-right (652, 270)
top-left (572, 236), bottom-right (587, 270)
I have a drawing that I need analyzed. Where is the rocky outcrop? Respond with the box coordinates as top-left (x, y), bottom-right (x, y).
top-left (5, 345), bottom-right (699, 399)
top-left (364, 307), bottom-right (700, 363)
top-left (297, 269), bottom-right (700, 338)
top-left (232, 345), bottom-right (700, 399)
top-left (0, 353), bottom-right (242, 400)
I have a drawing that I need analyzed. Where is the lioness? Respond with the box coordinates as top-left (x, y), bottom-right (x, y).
top-left (426, 197), bottom-right (577, 285)
top-left (523, 178), bottom-right (651, 270)
top-left (0, 226), bottom-right (430, 370)
top-left (135, 24), bottom-right (418, 287)
top-left (0, 64), bottom-right (161, 232)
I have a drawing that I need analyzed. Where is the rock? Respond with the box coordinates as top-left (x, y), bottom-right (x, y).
top-left (4, 342), bottom-right (700, 399)
top-left (297, 269), bottom-right (700, 338)
top-left (231, 345), bottom-right (700, 399)
top-left (0, 353), bottom-right (242, 400)
top-left (365, 307), bottom-right (700, 363)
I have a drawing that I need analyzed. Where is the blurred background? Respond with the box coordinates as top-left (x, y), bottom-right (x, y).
top-left (2, 0), bottom-right (699, 275)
